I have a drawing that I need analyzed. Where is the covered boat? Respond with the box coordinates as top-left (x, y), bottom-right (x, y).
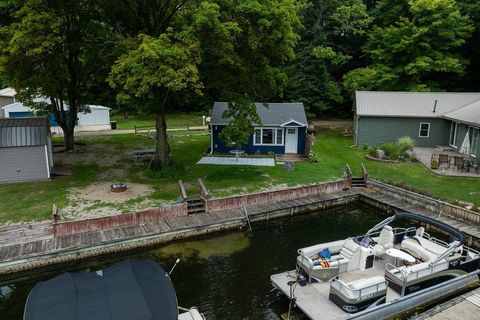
top-left (24, 259), bottom-right (205, 320)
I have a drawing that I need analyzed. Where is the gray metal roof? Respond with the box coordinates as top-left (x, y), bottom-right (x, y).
top-left (355, 91), bottom-right (480, 118)
top-left (0, 87), bottom-right (16, 97)
top-left (443, 99), bottom-right (480, 126)
top-left (0, 117), bottom-right (50, 147)
top-left (211, 102), bottom-right (307, 126)
top-left (24, 259), bottom-right (178, 320)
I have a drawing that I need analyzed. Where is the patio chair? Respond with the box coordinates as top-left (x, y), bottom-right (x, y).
top-left (438, 154), bottom-right (451, 168)
top-left (453, 156), bottom-right (466, 171)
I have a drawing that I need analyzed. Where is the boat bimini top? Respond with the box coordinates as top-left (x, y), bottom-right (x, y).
top-left (366, 211), bottom-right (466, 245)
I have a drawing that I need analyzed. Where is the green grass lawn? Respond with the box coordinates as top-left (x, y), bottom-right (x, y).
top-left (0, 129), bottom-right (478, 224)
top-left (111, 113), bottom-right (206, 130)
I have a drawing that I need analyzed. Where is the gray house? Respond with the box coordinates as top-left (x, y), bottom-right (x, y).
top-left (354, 91), bottom-right (480, 158)
top-left (0, 117), bottom-right (53, 183)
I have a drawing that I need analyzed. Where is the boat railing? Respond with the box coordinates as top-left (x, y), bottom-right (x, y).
top-left (331, 276), bottom-right (387, 301)
top-left (385, 260), bottom-right (448, 282)
top-left (427, 236), bottom-right (449, 247)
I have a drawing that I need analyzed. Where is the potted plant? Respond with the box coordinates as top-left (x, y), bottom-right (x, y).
top-left (431, 159), bottom-right (439, 169)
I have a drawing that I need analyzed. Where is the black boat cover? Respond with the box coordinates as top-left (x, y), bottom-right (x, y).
top-left (24, 259), bottom-right (178, 320)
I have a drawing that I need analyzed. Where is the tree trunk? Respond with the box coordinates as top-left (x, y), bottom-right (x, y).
top-left (156, 112), bottom-right (171, 166)
top-left (63, 125), bottom-right (75, 151)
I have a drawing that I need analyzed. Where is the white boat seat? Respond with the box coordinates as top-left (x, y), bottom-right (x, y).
top-left (373, 225), bottom-right (394, 257)
top-left (333, 276), bottom-right (386, 300)
top-left (400, 238), bottom-right (437, 262)
top-left (413, 236), bottom-right (450, 255)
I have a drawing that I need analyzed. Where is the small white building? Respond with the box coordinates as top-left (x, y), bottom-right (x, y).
top-left (1, 99), bottom-right (111, 132)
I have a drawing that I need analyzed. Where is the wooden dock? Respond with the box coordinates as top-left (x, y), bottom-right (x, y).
top-left (1, 185), bottom-right (479, 280)
top-left (0, 190), bottom-right (359, 278)
top-left (411, 287), bottom-right (480, 320)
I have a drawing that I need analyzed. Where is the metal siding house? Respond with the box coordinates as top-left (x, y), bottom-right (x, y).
top-left (354, 92), bottom-right (480, 157)
top-left (0, 117), bottom-right (53, 183)
top-left (210, 102), bottom-right (308, 154)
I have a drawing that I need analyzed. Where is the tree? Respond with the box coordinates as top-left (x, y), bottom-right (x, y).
top-left (108, 31), bottom-right (202, 165)
top-left (218, 101), bottom-right (261, 149)
top-left (285, 0), bottom-right (371, 118)
top-left (107, 0), bottom-right (301, 165)
top-left (0, 0), bottom-right (112, 150)
top-left (344, 0), bottom-right (474, 92)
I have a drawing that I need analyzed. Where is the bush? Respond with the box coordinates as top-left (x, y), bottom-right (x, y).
top-left (397, 136), bottom-right (416, 152)
top-left (362, 143), bottom-right (369, 150)
top-left (380, 142), bottom-right (402, 160)
top-left (367, 145), bottom-right (377, 157)
top-left (309, 151), bottom-right (320, 162)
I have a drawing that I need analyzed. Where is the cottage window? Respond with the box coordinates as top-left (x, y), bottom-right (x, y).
top-left (254, 129), bottom-right (261, 144)
top-left (419, 123), bottom-right (430, 138)
top-left (262, 129), bottom-right (274, 144)
top-left (276, 129), bottom-right (283, 144)
top-left (253, 127), bottom-right (284, 146)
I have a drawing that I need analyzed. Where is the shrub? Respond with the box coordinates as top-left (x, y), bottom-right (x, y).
top-left (367, 145), bottom-right (377, 157)
top-left (362, 143), bottom-right (369, 150)
top-left (397, 136), bottom-right (416, 152)
top-left (380, 142), bottom-right (402, 160)
top-left (309, 151), bottom-right (320, 162)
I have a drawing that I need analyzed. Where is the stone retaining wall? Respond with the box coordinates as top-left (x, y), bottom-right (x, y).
top-left (204, 179), bottom-right (351, 212)
top-left (368, 179), bottom-right (480, 225)
top-left (53, 203), bottom-right (188, 237)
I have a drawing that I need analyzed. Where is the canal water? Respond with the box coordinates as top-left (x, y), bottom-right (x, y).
top-left (1, 203), bottom-right (386, 320)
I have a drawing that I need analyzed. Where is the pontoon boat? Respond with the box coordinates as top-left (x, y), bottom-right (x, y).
top-left (271, 212), bottom-right (480, 319)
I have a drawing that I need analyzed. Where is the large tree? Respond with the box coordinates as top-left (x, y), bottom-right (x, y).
top-left (0, 0), bottom-right (112, 150)
top-left (343, 0), bottom-right (474, 92)
top-left (285, 0), bottom-right (372, 118)
top-left (107, 0), bottom-right (301, 165)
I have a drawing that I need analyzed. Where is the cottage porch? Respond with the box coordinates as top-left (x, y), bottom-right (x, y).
top-left (413, 147), bottom-right (480, 178)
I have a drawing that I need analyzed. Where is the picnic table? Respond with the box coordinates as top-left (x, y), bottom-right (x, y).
top-left (130, 149), bottom-right (157, 161)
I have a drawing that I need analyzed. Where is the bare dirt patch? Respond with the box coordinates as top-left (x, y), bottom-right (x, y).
top-left (70, 182), bottom-right (152, 204)
top-left (61, 182), bottom-right (161, 220)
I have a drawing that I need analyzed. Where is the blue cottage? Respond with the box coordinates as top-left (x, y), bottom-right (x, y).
top-left (211, 102), bottom-right (308, 155)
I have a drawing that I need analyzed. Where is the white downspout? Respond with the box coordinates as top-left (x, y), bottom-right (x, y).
top-left (209, 125), bottom-right (213, 154)
top-left (44, 144), bottom-right (51, 179)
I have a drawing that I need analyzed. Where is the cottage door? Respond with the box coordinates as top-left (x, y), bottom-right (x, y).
top-left (285, 128), bottom-right (298, 153)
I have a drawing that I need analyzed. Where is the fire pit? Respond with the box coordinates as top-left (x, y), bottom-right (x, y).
top-left (111, 183), bottom-right (128, 193)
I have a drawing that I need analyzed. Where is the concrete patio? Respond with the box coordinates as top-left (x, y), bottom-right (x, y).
top-left (414, 147), bottom-right (480, 178)
top-left (197, 156), bottom-right (275, 166)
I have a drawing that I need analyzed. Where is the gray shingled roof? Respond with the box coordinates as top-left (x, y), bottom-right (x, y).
top-left (0, 117), bottom-right (50, 147)
top-left (355, 91), bottom-right (480, 118)
top-left (211, 102), bottom-right (307, 126)
top-left (443, 99), bottom-right (480, 126)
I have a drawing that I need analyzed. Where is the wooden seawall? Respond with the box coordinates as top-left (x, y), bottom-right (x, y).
top-left (0, 179), bottom-right (479, 280)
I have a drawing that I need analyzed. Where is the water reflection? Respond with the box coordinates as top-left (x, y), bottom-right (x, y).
top-left (157, 232), bottom-right (250, 259)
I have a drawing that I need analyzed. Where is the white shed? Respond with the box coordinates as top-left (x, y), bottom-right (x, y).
top-left (1, 102), bottom-right (111, 132)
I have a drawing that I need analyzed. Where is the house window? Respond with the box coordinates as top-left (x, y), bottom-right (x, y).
top-left (276, 129), bottom-right (283, 144)
top-left (449, 122), bottom-right (457, 147)
top-left (419, 123), bottom-right (430, 138)
top-left (262, 129), bottom-right (274, 144)
top-left (254, 129), bottom-right (261, 144)
top-left (253, 127), bottom-right (284, 146)
top-left (287, 128), bottom-right (296, 134)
